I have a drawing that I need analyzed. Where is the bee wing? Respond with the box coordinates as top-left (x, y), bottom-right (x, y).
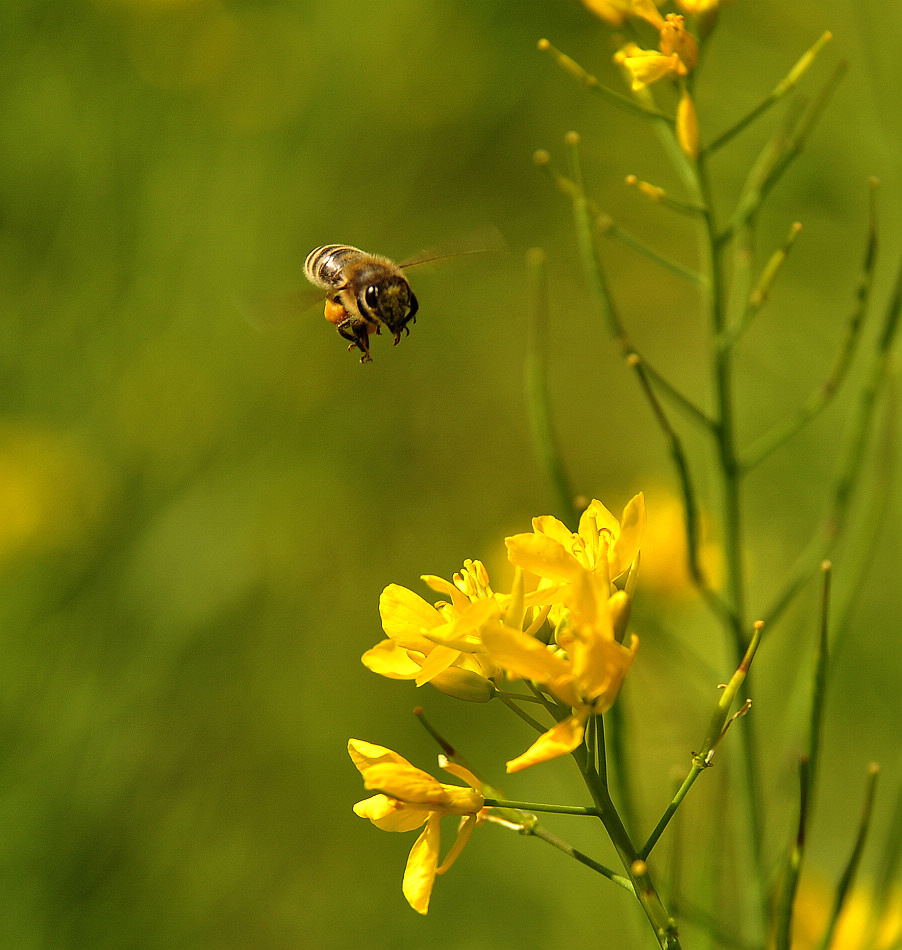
top-left (239, 282), bottom-right (330, 331)
top-left (398, 226), bottom-right (508, 270)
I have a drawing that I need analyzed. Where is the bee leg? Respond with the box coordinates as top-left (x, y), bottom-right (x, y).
top-left (336, 316), bottom-right (373, 362)
top-left (392, 326), bottom-right (413, 346)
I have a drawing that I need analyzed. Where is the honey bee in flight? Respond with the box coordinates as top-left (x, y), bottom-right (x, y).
top-left (302, 235), bottom-right (503, 362)
top-left (304, 245), bottom-right (418, 363)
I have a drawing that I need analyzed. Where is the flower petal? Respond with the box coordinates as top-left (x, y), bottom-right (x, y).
top-left (403, 816), bottom-right (442, 914)
top-left (611, 492), bottom-right (646, 578)
top-left (482, 623), bottom-right (571, 685)
top-left (415, 643), bottom-right (461, 686)
top-left (506, 714), bottom-right (587, 772)
top-left (379, 584), bottom-right (443, 640)
top-left (362, 762), bottom-right (447, 804)
top-left (348, 739), bottom-right (412, 773)
top-left (361, 640), bottom-right (423, 679)
top-left (531, 514), bottom-right (574, 546)
top-left (436, 813), bottom-right (478, 875)
top-left (354, 794), bottom-right (430, 833)
top-left (506, 532), bottom-right (584, 583)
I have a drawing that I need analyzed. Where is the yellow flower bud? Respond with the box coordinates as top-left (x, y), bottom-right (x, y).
top-left (429, 667), bottom-right (496, 703)
top-left (677, 87), bottom-right (699, 160)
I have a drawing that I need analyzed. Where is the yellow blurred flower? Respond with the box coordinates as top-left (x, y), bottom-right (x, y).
top-left (0, 424), bottom-right (112, 562)
top-left (579, 0), bottom-right (662, 26)
top-left (677, 86), bottom-right (699, 159)
top-left (638, 489), bottom-right (722, 600)
top-left (614, 14), bottom-right (698, 91)
top-left (349, 739), bottom-right (485, 914)
top-left (676, 0), bottom-right (721, 12)
top-left (615, 43), bottom-right (688, 91)
top-left (659, 14), bottom-right (699, 71)
top-left (790, 877), bottom-right (902, 950)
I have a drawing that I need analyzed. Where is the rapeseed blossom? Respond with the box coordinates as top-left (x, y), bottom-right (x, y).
top-left (349, 739), bottom-right (485, 914)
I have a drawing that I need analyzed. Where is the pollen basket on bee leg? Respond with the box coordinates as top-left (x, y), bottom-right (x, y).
top-left (324, 298), bottom-right (350, 327)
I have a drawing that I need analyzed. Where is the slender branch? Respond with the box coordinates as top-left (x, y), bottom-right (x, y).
top-left (773, 562), bottom-right (832, 949)
top-left (597, 215), bottom-right (707, 287)
top-left (537, 38), bottom-right (673, 123)
top-left (624, 174), bottom-right (707, 216)
top-left (743, 182), bottom-right (880, 471)
top-left (483, 797), bottom-right (598, 817)
top-left (628, 354), bottom-right (733, 625)
top-left (637, 357), bottom-right (717, 431)
top-left (499, 694), bottom-right (555, 734)
top-left (640, 622), bottom-right (762, 860)
top-left (764, 247), bottom-right (902, 625)
top-left (518, 820), bottom-right (634, 890)
top-left (525, 247), bottom-right (579, 527)
top-left (727, 220), bottom-right (804, 346)
top-left (537, 145), bottom-right (715, 432)
top-left (807, 561), bottom-right (832, 791)
top-left (704, 31), bottom-right (833, 156)
top-left (773, 756), bottom-right (812, 950)
top-left (718, 60), bottom-right (847, 248)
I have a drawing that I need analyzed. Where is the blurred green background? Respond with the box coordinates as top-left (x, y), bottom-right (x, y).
top-left (2, 1), bottom-right (900, 947)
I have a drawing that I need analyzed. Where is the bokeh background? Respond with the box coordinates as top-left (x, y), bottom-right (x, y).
top-left (2, 1), bottom-right (901, 947)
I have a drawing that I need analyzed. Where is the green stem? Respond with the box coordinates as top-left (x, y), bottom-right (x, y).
top-left (774, 756), bottom-right (811, 950)
top-left (525, 247), bottom-right (579, 527)
top-left (522, 821), bottom-right (634, 890)
top-left (483, 797), bottom-right (598, 816)
top-left (742, 182), bottom-right (879, 472)
top-left (763, 246), bottom-right (902, 626)
top-left (815, 765), bottom-right (880, 950)
top-left (538, 39), bottom-right (673, 123)
top-left (574, 741), bottom-right (682, 949)
top-left (704, 31), bottom-right (834, 156)
top-left (696, 145), bottom-right (769, 942)
top-left (641, 623), bottom-right (761, 861)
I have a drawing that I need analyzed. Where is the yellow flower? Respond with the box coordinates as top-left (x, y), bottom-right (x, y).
top-left (579, 0), bottom-right (662, 26)
top-left (477, 497), bottom-right (643, 771)
top-left (659, 14), bottom-right (699, 72)
top-left (614, 14), bottom-right (698, 91)
top-left (349, 739), bottom-right (485, 914)
top-left (676, 0), bottom-right (720, 12)
top-left (790, 876), bottom-right (902, 950)
top-left (361, 561), bottom-right (501, 702)
top-left (483, 556), bottom-right (638, 773)
top-left (675, 0), bottom-right (723, 39)
top-left (637, 488), bottom-right (722, 599)
top-left (505, 493), bottom-right (645, 607)
top-left (615, 43), bottom-right (686, 91)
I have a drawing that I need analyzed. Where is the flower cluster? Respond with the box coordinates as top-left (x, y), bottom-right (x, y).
top-left (486, 495), bottom-right (644, 771)
top-left (580, 1), bottom-right (703, 158)
top-left (350, 496), bottom-right (645, 910)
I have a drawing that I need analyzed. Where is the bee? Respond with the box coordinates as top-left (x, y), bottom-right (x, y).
top-left (304, 245), bottom-right (420, 363)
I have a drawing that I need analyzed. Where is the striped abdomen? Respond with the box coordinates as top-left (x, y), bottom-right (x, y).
top-left (303, 245), bottom-right (367, 291)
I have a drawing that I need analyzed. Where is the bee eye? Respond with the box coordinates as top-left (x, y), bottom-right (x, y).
top-left (364, 285), bottom-right (379, 308)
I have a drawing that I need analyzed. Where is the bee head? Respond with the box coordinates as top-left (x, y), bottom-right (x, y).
top-left (362, 276), bottom-right (419, 341)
